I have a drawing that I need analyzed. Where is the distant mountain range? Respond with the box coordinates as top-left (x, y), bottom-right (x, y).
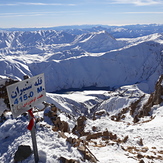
top-left (0, 25), bottom-right (162, 93)
top-left (1, 24), bottom-right (163, 38)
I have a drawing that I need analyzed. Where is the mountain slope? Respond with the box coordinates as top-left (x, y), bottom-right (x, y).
top-left (0, 74), bottom-right (163, 163)
top-left (0, 28), bottom-right (163, 163)
top-left (73, 30), bottom-right (124, 52)
top-left (0, 31), bottom-right (162, 93)
top-left (28, 40), bottom-right (162, 92)
top-left (0, 30), bottom-right (75, 48)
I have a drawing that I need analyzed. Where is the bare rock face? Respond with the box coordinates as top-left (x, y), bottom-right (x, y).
top-left (86, 130), bottom-right (117, 141)
top-left (72, 116), bottom-right (88, 137)
top-left (14, 145), bottom-right (32, 163)
top-left (127, 74), bottom-right (163, 122)
top-left (0, 77), bottom-right (18, 109)
top-left (52, 117), bottom-right (70, 133)
top-left (144, 74), bottom-right (163, 108)
top-left (139, 74), bottom-right (163, 118)
top-left (44, 104), bottom-right (70, 133)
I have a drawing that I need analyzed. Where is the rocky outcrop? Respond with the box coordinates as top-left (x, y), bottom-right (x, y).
top-left (142, 75), bottom-right (163, 112)
top-left (44, 104), bottom-right (70, 133)
top-left (60, 156), bottom-right (80, 163)
top-left (86, 130), bottom-right (128, 144)
top-left (77, 145), bottom-right (98, 163)
top-left (111, 107), bottom-right (129, 122)
top-left (58, 131), bottom-right (98, 163)
top-left (93, 110), bottom-right (109, 120)
top-left (0, 77), bottom-right (18, 109)
top-left (72, 116), bottom-right (89, 137)
top-left (128, 74), bottom-right (163, 122)
top-left (86, 130), bottom-right (117, 141)
top-left (52, 117), bottom-right (70, 133)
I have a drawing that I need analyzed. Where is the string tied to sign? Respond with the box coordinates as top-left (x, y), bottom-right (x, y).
top-left (27, 108), bottom-right (35, 130)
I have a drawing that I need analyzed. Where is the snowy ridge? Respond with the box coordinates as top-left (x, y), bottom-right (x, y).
top-left (0, 30), bottom-right (75, 48)
top-left (2, 24), bottom-right (163, 38)
top-left (77, 30), bottom-right (124, 52)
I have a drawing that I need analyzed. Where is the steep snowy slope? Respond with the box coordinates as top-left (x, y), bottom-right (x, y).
top-left (73, 30), bottom-right (125, 52)
top-left (0, 31), bottom-right (162, 93)
top-left (29, 38), bottom-right (163, 92)
top-left (0, 30), bottom-right (124, 55)
top-left (0, 30), bottom-right (75, 48)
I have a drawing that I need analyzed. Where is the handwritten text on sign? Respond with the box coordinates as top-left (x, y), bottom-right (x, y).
top-left (7, 73), bottom-right (46, 118)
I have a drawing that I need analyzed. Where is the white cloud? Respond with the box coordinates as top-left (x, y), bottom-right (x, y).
top-left (0, 12), bottom-right (43, 18)
top-left (110, 0), bottom-right (162, 6)
top-left (19, 3), bottom-right (76, 6)
top-left (0, 11), bottom-right (81, 18)
top-left (125, 11), bottom-right (163, 14)
top-left (0, 3), bottom-right (17, 6)
top-left (0, 2), bottom-right (76, 6)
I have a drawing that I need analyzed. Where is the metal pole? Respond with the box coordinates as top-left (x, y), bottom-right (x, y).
top-left (28, 111), bottom-right (39, 163)
top-left (23, 76), bottom-right (39, 163)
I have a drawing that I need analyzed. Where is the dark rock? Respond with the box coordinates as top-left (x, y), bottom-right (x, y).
top-left (72, 116), bottom-right (88, 136)
top-left (60, 156), bottom-right (79, 163)
top-left (52, 117), bottom-right (70, 133)
top-left (0, 77), bottom-right (18, 109)
top-left (14, 145), bottom-right (32, 163)
top-left (139, 160), bottom-right (145, 163)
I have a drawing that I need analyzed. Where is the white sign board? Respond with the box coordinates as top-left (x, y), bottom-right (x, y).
top-left (7, 73), bottom-right (46, 118)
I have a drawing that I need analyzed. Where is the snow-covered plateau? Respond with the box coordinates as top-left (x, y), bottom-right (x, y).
top-left (0, 27), bottom-right (163, 163)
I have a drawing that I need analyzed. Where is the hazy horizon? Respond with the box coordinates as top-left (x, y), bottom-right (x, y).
top-left (0, 0), bottom-right (163, 28)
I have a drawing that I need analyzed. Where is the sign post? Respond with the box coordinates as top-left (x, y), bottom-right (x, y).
top-left (28, 108), bottom-right (39, 163)
top-left (7, 73), bottom-right (46, 163)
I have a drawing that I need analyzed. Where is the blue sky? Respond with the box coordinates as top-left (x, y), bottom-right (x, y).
top-left (0, 0), bottom-right (163, 28)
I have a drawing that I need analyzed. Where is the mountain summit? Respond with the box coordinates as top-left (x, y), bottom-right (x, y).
top-left (76, 30), bottom-right (124, 52)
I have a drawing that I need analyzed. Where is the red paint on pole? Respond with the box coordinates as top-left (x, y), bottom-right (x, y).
top-left (27, 108), bottom-right (35, 131)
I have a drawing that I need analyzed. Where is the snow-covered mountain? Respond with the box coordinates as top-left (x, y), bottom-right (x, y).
top-left (0, 30), bottom-right (75, 48)
top-left (1, 24), bottom-right (163, 38)
top-left (0, 30), bottom-right (162, 93)
top-left (0, 26), bottom-right (163, 163)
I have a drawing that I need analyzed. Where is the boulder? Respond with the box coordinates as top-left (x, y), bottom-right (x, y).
top-left (52, 117), bottom-right (70, 133)
top-left (14, 145), bottom-right (32, 163)
top-left (72, 116), bottom-right (88, 136)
